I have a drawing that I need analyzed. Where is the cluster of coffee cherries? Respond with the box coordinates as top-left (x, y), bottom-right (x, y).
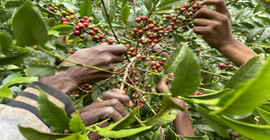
top-left (193, 91), bottom-right (204, 96)
top-left (131, 93), bottom-right (145, 109)
top-left (218, 64), bottom-right (235, 71)
top-left (70, 84), bottom-right (93, 99)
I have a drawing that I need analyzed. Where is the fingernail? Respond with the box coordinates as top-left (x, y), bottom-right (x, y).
top-left (129, 101), bottom-right (134, 107)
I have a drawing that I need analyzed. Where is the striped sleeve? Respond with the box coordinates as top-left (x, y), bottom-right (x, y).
top-left (7, 82), bottom-right (75, 124)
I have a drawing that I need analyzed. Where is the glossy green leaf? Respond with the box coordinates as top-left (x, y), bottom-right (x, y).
top-left (69, 114), bottom-right (86, 133)
top-left (246, 28), bottom-right (264, 43)
top-left (158, 0), bottom-right (179, 8)
top-left (98, 126), bottom-right (153, 138)
top-left (165, 43), bottom-right (187, 74)
top-left (183, 133), bottom-right (209, 140)
top-left (37, 87), bottom-right (70, 131)
top-left (0, 33), bottom-right (12, 54)
top-left (5, 0), bottom-right (25, 8)
top-left (221, 115), bottom-right (270, 140)
top-left (0, 87), bottom-right (13, 99)
top-left (79, 0), bottom-right (92, 17)
top-left (215, 57), bottom-right (270, 116)
top-left (19, 126), bottom-right (68, 140)
top-left (50, 24), bottom-right (73, 33)
top-left (12, 2), bottom-right (48, 46)
top-left (151, 128), bottom-right (161, 140)
top-left (102, 0), bottom-right (116, 22)
top-left (26, 64), bottom-right (69, 77)
top-left (120, 4), bottom-right (130, 24)
top-left (57, 133), bottom-right (88, 140)
top-left (170, 46), bottom-right (200, 97)
top-left (144, 0), bottom-right (153, 11)
top-left (225, 55), bottom-right (264, 89)
top-left (161, 96), bottom-right (185, 111)
top-left (256, 107), bottom-right (270, 125)
top-left (0, 10), bottom-right (12, 23)
top-left (102, 107), bottom-right (138, 131)
top-left (145, 109), bottom-right (177, 126)
top-left (198, 106), bottom-right (230, 137)
top-left (0, 52), bottom-right (30, 65)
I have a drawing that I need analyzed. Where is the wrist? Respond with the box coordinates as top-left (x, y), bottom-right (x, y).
top-left (39, 72), bottom-right (78, 95)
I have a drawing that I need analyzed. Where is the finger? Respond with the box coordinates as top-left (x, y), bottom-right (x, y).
top-left (193, 18), bottom-right (218, 26)
top-left (200, 0), bottom-right (230, 17)
top-left (110, 54), bottom-right (125, 63)
top-left (193, 8), bottom-right (226, 21)
top-left (88, 122), bottom-right (109, 140)
top-left (104, 45), bottom-right (127, 55)
top-left (81, 99), bottom-right (129, 116)
top-left (80, 107), bottom-right (123, 126)
top-left (193, 26), bottom-right (211, 35)
top-left (157, 78), bottom-right (170, 93)
top-left (100, 89), bottom-right (133, 107)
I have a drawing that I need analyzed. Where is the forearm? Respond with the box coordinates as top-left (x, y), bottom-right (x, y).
top-left (217, 39), bottom-right (258, 67)
top-left (174, 110), bottom-right (195, 137)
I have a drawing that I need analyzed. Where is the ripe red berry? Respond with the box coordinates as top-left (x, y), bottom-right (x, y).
top-left (125, 44), bottom-right (131, 48)
top-left (80, 19), bottom-right (86, 22)
top-left (171, 17), bottom-right (177, 21)
top-left (152, 65), bottom-right (157, 69)
top-left (147, 39), bottom-right (152, 43)
top-left (137, 38), bottom-right (143, 42)
top-left (109, 40), bottom-right (114, 44)
top-left (136, 24), bottom-right (142, 29)
top-left (148, 24), bottom-right (155, 29)
top-left (74, 30), bottom-right (81, 36)
top-left (150, 61), bottom-right (156, 66)
top-left (147, 18), bottom-right (153, 23)
top-left (80, 34), bottom-right (85, 39)
top-left (68, 50), bottom-right (75, 54)
top-left (138, 30), bottom-right (144, 35)
top-left (89, 30), bottom-right (95, 35)
top-left (166, 15), bottom-right (171, 19)
top-left (153, 39), bottom-right (159, 43)
top-left (170, 22), bottom-right (175, 26)
top-left (153, 27), bottom-right (159, 32)
top-left (93, 27), bottom-right (99, 32)
top-left (62, 21), bottom-right (69, 25)
top-left (182, 4), bottom-right (190, 9)
top-left (193, 91), bottom-right (204, 96)
top-left (141, 55), bottom-right (147, 60)
top-left (61, 18), bottom-right (68, 22)
top-left (48, 7), bottom-right (54, 11)
top-left (99, 35), bottom-right (104, 39)
top-left (176, 20), bottom-right (181, 23)
top-left (83, 22), bottom-right (88, 27)
top-left (141, 15), bottom-right (148, 21)
top-left (180, 8), bottom-right (186, 12)
top-left (135, 18), bottom-right (141, 23)
top-left (156, 63), bottom-right (161, 67)
top-left (159, 61), bottom-right (164, 65)
top-left (130, 52), bottom-right (137, 57)
top-left (129, 47), bottom-right (136, 52)
top-left (83, 16), bottom-right (88, 20)
top-left (75, 26), bottom-right (80, 30)
top-left (133, 28), bottom-right (138, 32)
top-left (157, 68), bottom-right (162, 72)
top-left (149, 35), bottom-right (155, 39)
top-left (182, 25), bottom-right (188, 29)
top-left (192, 4), bottom-right (198, 9)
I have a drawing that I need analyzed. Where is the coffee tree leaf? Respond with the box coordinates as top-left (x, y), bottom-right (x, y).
top-left (0, 52), bottom-right (30, 66)
top-left (18, 126), bottom-right (68, 140)
top-left (102, 0), bottom-right (116, 22)
top-left (37, 87), bottom-right (70, 131)
top-left (220, 115), bottom-right (270, 140)
top-left (144, 0), bottom-right (153, 11)
top-left (120, 4), bottom-right (130, 24)
top-left (165, 43), bottom-right (188, 74)
top-left (158, 0), bottom-right (179, 8)
top-left (215, 57), bottom-right (270, 116)
top-left (225, 55), bottom-right (264, 89)
top-left (246, 28), bottom-right (264, 43)
top-left (101, 107), bottom-right (138, 131)
top-left (79, 0), bottom-right (92, 17)
top-left (161, 96), bottom-right (185, 111)
top-left (256, 107), bottom-right (270, 125)
top-left (0, 87), bottom-right (13, 99)
top-left (26, 64), bottom-right (69, 77)
top-left (5, 0), bottom-right (25, 8)
top-left (170, 46), bottom-right (201, 97)
top-left (57, 133), bottom-right (88, 140)
top-left (98, 126), bottom-right (153, 138)
top-left (182, 133), bottom-right (209, 140)
top-left (145, 109), bottom-right (177, 126)
top-left (12, 2), bottom-right (48, 46)
top-left (0, 33), bottom-right (12, 54)
top-left (0, 10), bottom-right (12, 23)
top-left (151, 127), bottom-right (161, 140)
top-left (69, 114), bottom-right (86, 133)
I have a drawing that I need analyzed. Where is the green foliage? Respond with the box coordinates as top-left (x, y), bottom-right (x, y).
top-left (120, 4), bottom-right (130, 24)
top-left (79, 0), bottom-right (93, 18)
top-left (18, 126), bottom-right (68, 140)
top-left (37, 87), bottom-right (70, 131)
top-left (101, 0), bottom-right (116, 22)
top-left (26, 64), bottom-right (69, 77)
top-left (69, 114), bottom-right (86, 133)
top-left (170, 46), bottom-right (200, 97)
top-left (12, 2), bottom-right (48, 46)
top-left (0, 33), bottom-right (12, 54)
top-left (57, 133), bottom-right (88, 140)
top-left (98, 126), bottom-right (153, 138)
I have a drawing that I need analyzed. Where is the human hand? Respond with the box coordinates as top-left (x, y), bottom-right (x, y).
top-left (39, 45), bottom-right (126, 94)
top-left (80, 89), bottom-right (133, 139)
top-left (157, 78), bottom-right (195, 137)
top-left (193, 0), bottom-right (234, 49)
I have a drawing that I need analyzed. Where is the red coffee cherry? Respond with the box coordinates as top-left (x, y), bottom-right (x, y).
top-left (74, 30), bottom-right (81, 36)
top-left (130, 52), bottom-right (137, 57)
top-left (48, 7), bottom-right (54, 11)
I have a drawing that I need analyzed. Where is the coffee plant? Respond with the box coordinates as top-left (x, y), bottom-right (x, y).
top-left (1, 0), bottom-right (270, 139)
